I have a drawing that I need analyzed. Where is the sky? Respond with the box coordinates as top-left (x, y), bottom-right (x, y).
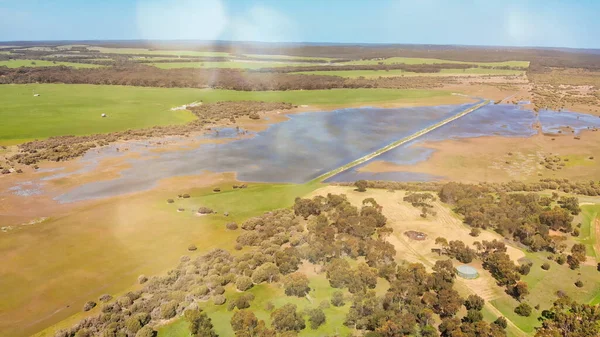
top-left (0, 0), bottom-right (599, 49)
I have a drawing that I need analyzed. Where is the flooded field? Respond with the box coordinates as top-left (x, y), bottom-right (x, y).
top-left (328, 104), bottom-right (600, 182)
top-left (7, 102), bottom-right (600, 203)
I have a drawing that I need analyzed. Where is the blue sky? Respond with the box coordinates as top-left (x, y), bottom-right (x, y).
top-left (0, 0), bottom-right (598, 48)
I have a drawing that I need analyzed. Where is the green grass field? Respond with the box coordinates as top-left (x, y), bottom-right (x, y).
top-left (490, 251), bottom-right (600, 333)
top-left (344, 57), bottom-right (530, 68)
top-left (91, 47), bottom-right (229, 57)
top-left (243, 54), bottom-right (335, 62)
top-left (0, 59), bottom-right (101, 69)
top-left (579, 204), bottom-right (599, 259)
top-left (158, 262), bottom-right (390, 337)
top-left (294, 68), bottom-right (525, 78)
top-left (22, 181), bottom-right (321, 337)
top-left (150, 61), bottom-right (306, 69)
top-left (0, 84), bottom-right (457, 144)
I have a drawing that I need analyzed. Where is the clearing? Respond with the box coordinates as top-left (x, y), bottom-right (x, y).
top-left (294, 68), bottom-right (525, 78)
top-left (0, 84), bottom-right (465, 144)
top-left (0, 60), bottom-right (101, 69)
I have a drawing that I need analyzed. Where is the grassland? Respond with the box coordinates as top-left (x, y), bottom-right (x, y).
top-left (90, 47), bottom-right (229, 57)
top-left (0, 84), bottom-right (459, 144)
top-left (344, 57), bottom-right (530, 68)
top-left (158, 270), bottom-right (390, 337)
top-left (294, 68), bottom-right (525, 78)
top-left (243, 54), bottom-right (335, 62)
top-left (579, 204), bottom-right (600, 259)
top-left (16, 180), bottom-right (320, 337)
top-left (0, 60), bottom-right (101, 68)
top-left (150, 61), bottom-right (306, 69)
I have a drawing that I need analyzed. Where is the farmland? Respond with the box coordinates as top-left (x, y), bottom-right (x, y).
top-left (0, 60), bottom-right (101, 68)
top-left (294, 68), bottom-right (526, 78)
top-left (0, 84), bottom-right (462, 144)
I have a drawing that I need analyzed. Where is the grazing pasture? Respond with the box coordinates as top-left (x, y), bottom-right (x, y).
top-left (345, 57), bottom-right (530, 68)
top-left (294, 68), bottom-right (525, 78)
top-left (0, 84), bottom-right (459, 144)
top-left (150, 61), bottom-right (307, 69)
top-left (0, 60), bottom-right (101, 68)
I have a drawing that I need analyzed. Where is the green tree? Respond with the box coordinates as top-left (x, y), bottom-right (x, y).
top-left (135, 326), bottom-right (155, 337)
top-left (464, 294), bottom-right (485, 311)
top-left (307, 308), bottom-right (326, 329)
top-left (282, 272), bottom-right (310, 297)
top-left (514, 303), bottom-right (532, 317)
top-left (355, 180), bottom-right (368, 192)
top-left (331, 291), bottom-right (345, 307)
top-left (231, 310), bottom-right (258, 336)
top-left (185, 308), bottom-right (217, 337)
top-left (270, 304), bottom-right (305, 332)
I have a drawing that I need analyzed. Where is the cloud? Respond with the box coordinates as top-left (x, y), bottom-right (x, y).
top-left (136, 0), bottom-right (228, 40)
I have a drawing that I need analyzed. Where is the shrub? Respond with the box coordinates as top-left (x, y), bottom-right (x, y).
top-left (331, 291), bottom-right (345, 307)
top-left (167, 199), bottom-right (174, 204)
top-left (182, 194), bottom-right (190, 198)
top-left (494, 316), bottom-right (508, 329)
top-left (518, 264), bottom-right (531, 275)
top-left (575, 280), bottom-right (584, 287)
top-left (188, 244), bottom-right (197, 251)
top-left (265, 301), bottom-right (275, 311)
top-left (82, 301), bottom-right (96, 312)
top-left (470, 228), bottom-right (481, 237)
top-left (213, 286), bottom-right (225, 295)
top-left (226, 222), bottom-right (238, 230)
top-left (355, 180), bottom-right (368, 192)
top-left (197, 207), bottom-right (214, 214)
top-left (213, 295), bottom-right (226, 305)
top-left (138, 275), bottom-right (148, 284)
top-left (235, 276), bottom-right (253, 291)
top-left (99, 294), bottom-right (112, 302)
top-left (556, 254), bottom-right (567, 265)
top-left (161, 301), bottom-right (178, 319)
top-left (541, 263), bottom-right (550, 270)
top-left (572, 229), bottom-right (580, 236)
top-left (308, 308), bottom-right (326, 329)
top-left (234, 243), bottom-right (243, 250)
top-left (135, 326), bottom-right (156, 337)
top-left (514, 303), bottom-right (532, 317)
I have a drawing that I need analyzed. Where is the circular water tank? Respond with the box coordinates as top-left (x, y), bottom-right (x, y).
top-left (456, 265), bottom-right (479, 279)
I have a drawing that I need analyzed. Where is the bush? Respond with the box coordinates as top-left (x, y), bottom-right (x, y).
top-left (213, 286), bottom-right (225, 295)
top-left (226, 222), bottom-right (238, 230)
top-left (99, 294), bottom-right (112, 302)
top-left (161, 301), bottom-right (178, 319)
top-left (556, 254), bottom-right (567, 265)
top-left (166, 199), bottom-right (174, 203)
top-left (197, 207), bottom-right (214, 214)
top-left (514, 303), bottom-right (532, 317)
top-left (575, 280), bottom-right (584, 288)
top-left (235, 276), bottom-right (253, 291)
top-left (138, 275), bottom-right (148, 284)
top-left (355, 180), bottom-right (368, 192)
top-left (135, 326), bottom-right (155, 337)
top-left (82, 301), bottom-right (96, 312)
top-left (518, 264), bottom-right (531, 275)
top-left (188, 244), bottom-right (197, 251)
top-left (572, 229), bottom-right (580, 236)
top-left (470, 228), bottom-right (481, 237)
top-left (494, 316), bottom-right (508, 329)
top-left (331, 291), bottom-right (345, 307)
top-left (182, 194), bottom-right (190, 198)
top-left (541, 263), bottom-right (550, 270)
top-left (213, 295), bottom-right (226, 305)
top-left (308, 308), bottom-right (326, 329)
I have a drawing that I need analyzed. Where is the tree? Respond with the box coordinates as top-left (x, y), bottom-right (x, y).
top-left (464, 294), bottom-right (485, 311)
top-left (251, 262), bottom-right (280, 284)
top-left (231, 310), bottom-right (258, 336)
top-left (185, 308), bottom-right (217, 337)
top-left (355, 180), bottom-right (368, 192)
top-left (435, 288), bottom-right (463, 317)
top-left (236, 276), bottom-right (254, 291)
top-left (463, 309), bottom-right (483, 323)
top-left (514, 303), bottom-right (532, 317)
top-left (161, 301), bottom-right (178, 319)
top-left (511, 281), bottom-right (529, 300)
top-left (493, 316), bottom-right (508, 329)
top-left (270, 304), bottom-right (305, 332)
top-left (307, 308), bottom-right (326, 329)
top-left (331, 291), bottom-right (345, 307)
top-left (536, 298), bottom-right (600, 337)
top-left (135, 326), bottom-right (155, 337)
top-left (282, 273), bottom-right (310, 297)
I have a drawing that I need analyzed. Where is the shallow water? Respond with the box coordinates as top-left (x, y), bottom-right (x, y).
top-left (54, 103), bottom-right (475, 202)
top-left (326, 104), bottom-right (600, 182)
top-left (21, 102), bottom-right (600, 203)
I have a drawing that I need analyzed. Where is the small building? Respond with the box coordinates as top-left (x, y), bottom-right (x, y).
top-left (456, 265), bottom-right (479, 279)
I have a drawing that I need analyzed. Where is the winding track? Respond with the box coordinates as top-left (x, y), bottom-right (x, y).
top-left (312, 99), bottom-right (490, 182)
